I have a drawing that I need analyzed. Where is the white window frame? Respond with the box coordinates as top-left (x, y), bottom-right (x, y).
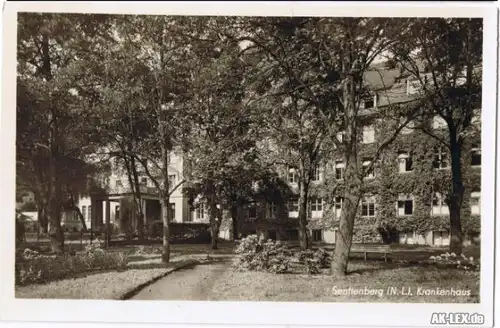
top-left (360, 95), bottom-right (376, 110)
top-left (335, 161), bottom-right (345, 180)
top-left (334, 196), bottom-right (344, 219)
top-left (398, 152), bottom-right (413, 173)
top-left (434, 147), bottom-right (449, 170)
top-left (267, 201), bottom-right (277, 219)
top-left (471, 147), bottom-right (481, 167)
top-left (470, 191), bottom-right (481, 215)
top-left (431, 192), bottom-right (449, 216)
top-left (287, 167), bottom-right (298, 184)
top-left (310, 197), bottom-right (323, 212)
top-left (362, 125), bottom-right (375, 144)
top-left (288, 198), bottom-right (299, 218)
top-left (397, 194), bottom-right (414, 216)
top-left (311, 165), bottom-right (322, 182)
top-left (196, 203), bottom-right (206, 220)
top-left (361, 196), bottom-right (376, 218)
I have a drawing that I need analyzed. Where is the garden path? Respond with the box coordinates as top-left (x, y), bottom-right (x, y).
top-left (130, 259), bottom-right (231, 300)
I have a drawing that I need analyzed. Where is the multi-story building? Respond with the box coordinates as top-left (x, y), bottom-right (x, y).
top-left (69, 63), bottom-right (481, 247)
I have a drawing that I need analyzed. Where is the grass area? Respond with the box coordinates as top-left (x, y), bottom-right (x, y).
top-left (15, 259), bottom-right (197, 299)
top-left (210, 261), bottom-right (479, 303)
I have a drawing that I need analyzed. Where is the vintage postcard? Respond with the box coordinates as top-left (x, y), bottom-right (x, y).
top-left (0, 1), bottom-right (497, 327)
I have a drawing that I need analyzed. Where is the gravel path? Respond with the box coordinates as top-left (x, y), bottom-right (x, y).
top-left (131, 259), bottom-right (231, 300)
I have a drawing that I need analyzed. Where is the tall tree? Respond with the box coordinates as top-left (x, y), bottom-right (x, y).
top-left (234, 17), bottom-right (416, 274)
top-left (16, 13), bottom-right (114, 252)
top-left (389, 18), bottom-right (483, 254)
top-left (182, 21), bottom-right (258, 249)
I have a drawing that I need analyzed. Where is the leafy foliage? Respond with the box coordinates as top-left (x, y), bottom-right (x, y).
top-left (15, 244), bottom-right (128, 285)
top-left (233, 235), bottom-right (291, 274)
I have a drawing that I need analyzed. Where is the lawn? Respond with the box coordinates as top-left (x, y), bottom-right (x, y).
top-left (209, 261), bottom-right (480, 303)
top-left (15, 258), bottom-right (198, 299)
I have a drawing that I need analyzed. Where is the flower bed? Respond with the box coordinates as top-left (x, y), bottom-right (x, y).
top-left (15, 241), bottom-right (128, 285)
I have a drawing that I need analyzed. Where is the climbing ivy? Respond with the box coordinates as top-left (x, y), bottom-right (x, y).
top-left (313, 115), bottom-right (481, 243)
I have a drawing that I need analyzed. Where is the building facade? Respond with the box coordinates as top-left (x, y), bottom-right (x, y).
top-left (20, 64), bottom-right (481, 247)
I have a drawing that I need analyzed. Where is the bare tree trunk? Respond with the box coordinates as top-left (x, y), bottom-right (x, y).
top-left (160, 195), bottom-right (171, 263)
top-left (297, 177), bottom-right (310, 250)
top-left (130, 154), bottom-right (145, 240)
top-left (448, 131), bottom-right (464, 254)
top-left (331, 72), bottom-right (362, 276)
top-left (208, 193), bottom-right (220, 250)
top-left (48, 199), bottom-right (64, 253)
top-left (37, 203), bottom-right (49, 233)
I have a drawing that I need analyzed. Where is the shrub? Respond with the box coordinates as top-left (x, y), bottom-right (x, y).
top-left (297, 248), bottom-right (331, 274)
top-left (15, 244), bottom-right (128, 285)
top-left (314, 248), bottom-right (331, 269)
top-left (233, 235), bottom-right (291, 273)
top-left (429, 252), bottom-right (480, 272)
top-left (297, 250), bottom-right (315, 264)
top-left (305, 258), bottom-right (321, 274)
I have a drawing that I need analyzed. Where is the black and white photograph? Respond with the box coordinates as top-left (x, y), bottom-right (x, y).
top-left (1, 2), bottom-right (497, 328)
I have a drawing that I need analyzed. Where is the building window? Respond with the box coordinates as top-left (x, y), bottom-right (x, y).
top-left (196, 203), bottom-right (205, 220)
top-left (287, 167), bottom-right (298, 184)
top-left (361, 197), bottom-right (376, 217)
top-left (287, 229), bottom-right (299, 241)
top-left (311, 165), bottom-right (321, 182)
top-left (115, 205), bottom-right (120, 220)
top-left (334, 196), bottom-right (344, 219)
top-left (471, 148), bottom-right (481, 167)
top-left (432, 192), bottom-right (448, 216)
top-left (82, 206), bottom-right (87, 221)
top-left (267, 201), bottom-right (277, 219)
top-left (335, 197), bottom-right (344, 210)
top-left (362, 125), bottom-right (375, 144)
top-left (335, 161), bottom-right (345, 180)
top-left (398, 152), bottom-right (413, 173)
top-left (268, 230), bottom-right (277, 241)
top-left (312, 229), bottom-right (322, 242)
top-left (433, 147), bottom-right (449, 169)
top-left (115, 180), bottom-right (122, 188)
top-left (310, 197), bottom-right (323, 212)
top-left (168, 174), bottom-right (176, 185)
top-left (363, 160), bottom-right (375, 178)
top-left (471, 191), bottom-right (481, 215)
top-left (248, 204), bottom-right (257, 219)
top-left (169, 203), bottom-right (175, 220)
top-left (289, 198), bottom-right (299, 212)
top-left (361, 96), bottom-right (375, 109)
top-left (140, 177), bottom-right (148, 186)
top-left (397, 195), bottom-right (414, 216)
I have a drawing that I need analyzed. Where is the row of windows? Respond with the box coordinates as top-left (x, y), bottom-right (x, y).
top-left (114, 175), bottom-right (177, 188)
top-left (288, 147), bottom-right (481, 184)
top-left (243, 192), bottom-right (481, 219)
top-left (337, 113), bottom-right (479, 146)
